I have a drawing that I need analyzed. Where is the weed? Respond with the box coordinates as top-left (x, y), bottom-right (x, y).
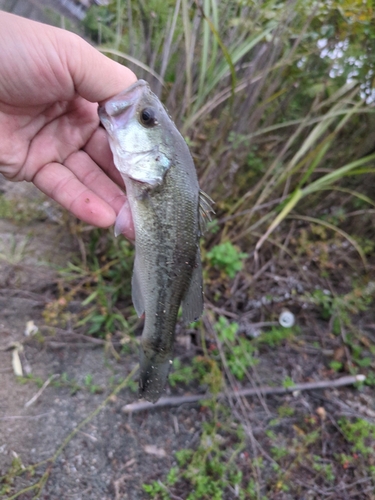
top-left (271, 446), bottom-right (289, 461)
top-left (339, 418), bottom-right (375, 457)
top-left (329, 360), bottom-right (343, 372)
top-left (282, 376), bottom-right (295, 389)
top-left (83, 374), bottom-right (103, 394)
top-left (0, 456), bottom-right (24, 496)
top-left (213, 316), bottom-right (258, 381)
top-left (144, 410), bottom-right (249, 500)
top-left (257, 326), bottom-right (296, 347)
top-left (309, 288), bottom-right (334, 321)
top-left (0, 194), bottom-right (45, 223)
top-left (312, 456), bottom-right (335, 483)
top-left (0, 234), bottom-right (31, 265)
top-left (308, 282), bottom-right (375, 330)
top-left (214, 316), bottom-right (238, 343)
top-left (206, 242), bottom-right (248, 279)
top-left (169, 358), bottom-right (200, 388)
top-left (16, 373), bottom-right (102, 396)
top-left (142, 480), bottom-right (170, 500)
top-left (44, 229), bottom-right (135, 337)
top-left (277, 405), bottom-right (295, 418)
top-left (142, 394), bottom-right (375, 499)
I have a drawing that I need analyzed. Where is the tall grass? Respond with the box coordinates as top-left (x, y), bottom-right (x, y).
top-left (89, 0), bottom-right (375, 260)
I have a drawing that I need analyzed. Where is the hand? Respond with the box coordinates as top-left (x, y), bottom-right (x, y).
top-left (0, 11), bottom-right (136, 239)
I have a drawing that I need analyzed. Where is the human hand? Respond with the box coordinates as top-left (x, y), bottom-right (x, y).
top-left (0, 11), bottom-right (136, 239)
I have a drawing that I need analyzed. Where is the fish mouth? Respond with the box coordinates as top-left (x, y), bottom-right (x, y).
top-left (98, 79), bottom-right (149, 125)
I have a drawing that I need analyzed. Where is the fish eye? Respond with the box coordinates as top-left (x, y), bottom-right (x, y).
top-left (140, 108), bottom-right (157, 127)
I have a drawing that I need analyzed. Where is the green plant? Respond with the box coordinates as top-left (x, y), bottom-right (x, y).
top-left (144, 412), bottom-right (249, 500)
top-left (312, 456), bottom-right (335, 483)
top-left (282, 376), bottom-right (295, 389)
top-left (142, 480), bottom-right (171, 500)
top-left (271, 446), bottom-right (289, 461)
top-left (329, 360), bottom-right (343, 372)
top-left (83, 374), bottom-right (103, 394)
top-left (0, 194), bottom-right (45, 223)
top-left (257, 326), bottom-right (295, 347)
top-left (213, 316), bottom-right (258, 380)
top-left (17, 372), bottom-right (109, 396)
top-left (277, 405), bottom-right (295, 418)
top-left (46, 229), bottom-right (136, 337)
top-left (339, 418), bottom-right (375, 457)
top-left (206, 242), bottom-right (248, 278)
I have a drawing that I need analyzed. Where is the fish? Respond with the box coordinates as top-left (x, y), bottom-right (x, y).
top-left (98, 80), bottom-right (213, 402)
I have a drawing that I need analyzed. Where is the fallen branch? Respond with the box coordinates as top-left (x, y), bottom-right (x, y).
top-left (122, 374), bottom-right (366, 414)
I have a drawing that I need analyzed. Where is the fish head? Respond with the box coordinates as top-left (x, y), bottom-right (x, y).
top-left (99, 80), bottom-right (178, 186)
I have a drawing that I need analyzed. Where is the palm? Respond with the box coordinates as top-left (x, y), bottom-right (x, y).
top-left (2, 98), bottom-right (97, 181)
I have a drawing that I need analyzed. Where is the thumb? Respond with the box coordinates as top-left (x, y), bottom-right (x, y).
top-left (66, 34), bottom-right (137, 103)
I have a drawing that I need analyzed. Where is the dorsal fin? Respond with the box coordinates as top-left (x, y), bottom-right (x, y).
top-left (198, 190), bottom-right (215, 235)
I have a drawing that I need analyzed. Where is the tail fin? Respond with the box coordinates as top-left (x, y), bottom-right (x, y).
top-left (138, 348), bottom-right (171, 403)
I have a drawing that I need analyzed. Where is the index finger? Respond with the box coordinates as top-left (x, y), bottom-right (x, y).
top-left (84, 126), bottom-right (124, 188)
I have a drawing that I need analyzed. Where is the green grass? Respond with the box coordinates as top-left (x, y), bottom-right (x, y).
top-left (142, 397), bottom-right (375, 499)
top-left (206, 242), bottom-right (248, 279)
top-left (0, 194), bottom-right (45, 224)
top-left (42, 228), bottom-right (136, 338)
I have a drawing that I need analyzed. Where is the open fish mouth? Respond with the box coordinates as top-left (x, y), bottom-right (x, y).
top-left (98, 80), bottom-right (149, 131)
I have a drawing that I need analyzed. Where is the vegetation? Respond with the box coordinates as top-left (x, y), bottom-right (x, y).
top-left (2, 0), bottom-right (375, 498)
top-left (85, 1), bottom-right (375, 497)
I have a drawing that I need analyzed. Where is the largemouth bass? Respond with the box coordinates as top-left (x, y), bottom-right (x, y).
top-left (99, 80), bottom-right (213, 402)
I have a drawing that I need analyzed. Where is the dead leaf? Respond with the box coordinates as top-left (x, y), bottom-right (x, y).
top-left (143, 445), bottom-right (167, 457)
top-left (316, 406), bottom-right (326, 420)
top-left (12, 345), bottom-right (23, 377)
top-left (24, 320), bottom-right (38, 337)
top-left (333, 346), bottom-right (345, 361)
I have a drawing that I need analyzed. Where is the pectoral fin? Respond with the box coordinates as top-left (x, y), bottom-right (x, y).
top-left (182, 249), bottom-right (204, 324)
top-left (114, 201), bottom-right (132, 237)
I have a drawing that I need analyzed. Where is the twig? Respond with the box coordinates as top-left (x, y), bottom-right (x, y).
top-left (122, 374), bottom-right (365, 414)
top-left (205, 302), bottom-right (239, 319)
top-left (44, 330), bottom-right (116, 345)
top-left (0, 412), bottom-right (54, 421)
top-left (24, 374), bottom-right (60, 408)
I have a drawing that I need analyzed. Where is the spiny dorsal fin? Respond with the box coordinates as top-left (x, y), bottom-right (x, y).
top-left (198, 190), bottom-right (215, 235)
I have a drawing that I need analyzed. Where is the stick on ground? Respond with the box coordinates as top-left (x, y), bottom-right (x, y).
top-left (122, 374), bottom-right (366, 414)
